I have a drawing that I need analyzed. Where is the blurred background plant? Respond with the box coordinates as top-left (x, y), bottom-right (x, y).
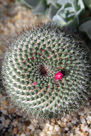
top-left (16, 0), bottom-right (91, 41)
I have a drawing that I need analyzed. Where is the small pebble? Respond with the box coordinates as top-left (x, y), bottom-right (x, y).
top-left (49, 126), bottom-right (53, 131)
top-left (54, 125), bottom-right (60, 132)
top-left (20, 134), bottom-right (25, 136)
top-left (13, 127), bottom-right (18, 135)
top-left (40, 132), bottom-right (46, 136)
top-left (81, 124), bottom-right (88, 132)
top-left (70, 133), bottom-right (73, 136)
top-left (86, 116), bottom-right (91, 123)
top-left (88, 129), bottom-right (91, 135)
top-left (80, 117), bottom-right (86, 124)
top-left (27, 124), bottom-right (35, 131)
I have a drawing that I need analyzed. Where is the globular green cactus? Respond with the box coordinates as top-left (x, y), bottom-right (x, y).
top-left (1, 23), bottom-right (91, 118)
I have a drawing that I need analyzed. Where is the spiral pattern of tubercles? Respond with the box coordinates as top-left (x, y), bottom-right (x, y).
top-left (2, 24), bottom-right (91, 118)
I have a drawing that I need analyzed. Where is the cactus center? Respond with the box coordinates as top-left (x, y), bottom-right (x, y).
top-left (39, 65), bottom-right (48, 77)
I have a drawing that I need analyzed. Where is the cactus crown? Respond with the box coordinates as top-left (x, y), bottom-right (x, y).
top-left (1, 23), bottom-right (91, 118)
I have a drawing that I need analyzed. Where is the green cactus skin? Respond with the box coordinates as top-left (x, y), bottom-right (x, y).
top-left (1, 23), bottom-right (91, 119)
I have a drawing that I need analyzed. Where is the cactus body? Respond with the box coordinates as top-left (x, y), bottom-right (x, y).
top-left (1, 23), bottom-right (91, 118)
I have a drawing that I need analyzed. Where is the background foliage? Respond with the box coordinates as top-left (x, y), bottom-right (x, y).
top-left (16, 0), bottom-right (91, 40)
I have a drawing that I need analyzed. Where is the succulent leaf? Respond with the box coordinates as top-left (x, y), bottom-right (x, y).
top-left (83, 0), bottom-right (91, 10)
top-left (52, 0), bottom-right (85, 27)
top-left (79, 20), bottom-right (91, 40)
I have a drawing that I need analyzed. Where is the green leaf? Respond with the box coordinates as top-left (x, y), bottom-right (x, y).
top-left (52, 0), bottom-right (85, 27)
top-left (83, 0), bottom-right (91, 10)
top-left (19, 0), bottom-right (48, 15)
top-left (32, 0), bottom-right (48, 15)
top-left (52, 14), bottom-right (67, 26)
top-left (48, 4), bottom-right (60, 18)
top-left (47, 0), bottom-right (58, 7)
top-left (23, 0), bottom-right (40, 8)
top-left (79, 20), bottom-right (91, 39)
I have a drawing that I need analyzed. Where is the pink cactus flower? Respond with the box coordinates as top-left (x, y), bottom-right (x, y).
top-left (32, 82), bottom-right (37, 86)
top-left (54, 72), bottom-right (63, 80)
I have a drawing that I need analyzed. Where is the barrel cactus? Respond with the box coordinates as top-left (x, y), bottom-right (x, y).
top-left (1, 23), bottom-right (91, 119)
